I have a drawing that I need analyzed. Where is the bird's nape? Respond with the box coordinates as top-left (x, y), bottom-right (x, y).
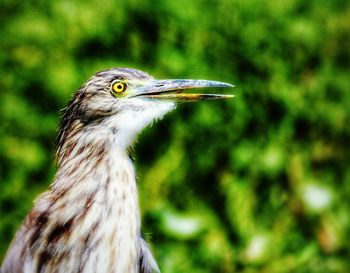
top-left (1, 67), bottom-right (233, 273)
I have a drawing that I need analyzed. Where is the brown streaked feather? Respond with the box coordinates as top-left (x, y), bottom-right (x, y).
top-left (1, 68), bottom-right (165, 273)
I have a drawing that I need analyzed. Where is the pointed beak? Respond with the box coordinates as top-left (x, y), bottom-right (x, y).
top-left (132, 79), bottom-right (234, 102)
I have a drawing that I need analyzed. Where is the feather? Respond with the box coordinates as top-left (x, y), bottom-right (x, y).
top-left (140, 238), bottom-right (160, 273)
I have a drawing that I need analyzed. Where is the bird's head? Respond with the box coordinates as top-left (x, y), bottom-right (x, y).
top-left (57, 68), bottom-right (233, 158)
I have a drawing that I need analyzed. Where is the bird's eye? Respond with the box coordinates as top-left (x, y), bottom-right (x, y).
top-left (111, 81), bottom-right (127, 95)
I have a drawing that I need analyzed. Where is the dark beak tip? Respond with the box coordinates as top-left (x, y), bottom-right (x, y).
top-left (222, 83), bottom-right (235, 88)
top-left (204, 81), bottom-right (235, 88)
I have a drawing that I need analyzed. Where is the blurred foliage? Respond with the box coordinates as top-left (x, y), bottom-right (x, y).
top-left (0, 0), bottom-right (350, 272)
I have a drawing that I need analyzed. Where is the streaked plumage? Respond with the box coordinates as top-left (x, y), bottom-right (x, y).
top-left (1, 68), bottom-right (233, 273)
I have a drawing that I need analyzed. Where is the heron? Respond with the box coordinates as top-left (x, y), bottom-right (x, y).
top-left (1, 68), bottom-right (233, 273)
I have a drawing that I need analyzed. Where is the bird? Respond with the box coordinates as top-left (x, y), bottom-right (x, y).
top-left (1, 67), bottom-right (233, 273)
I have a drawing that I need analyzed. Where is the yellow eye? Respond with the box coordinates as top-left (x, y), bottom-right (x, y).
top-left (111, 81), bottom-right (127, 95)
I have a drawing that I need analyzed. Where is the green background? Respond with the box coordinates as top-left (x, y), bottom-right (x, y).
top-left (0, 0), bottom-right (349, 272)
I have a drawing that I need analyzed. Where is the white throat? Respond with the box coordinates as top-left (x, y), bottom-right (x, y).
top-left (106, 99), bottom-right (175, 150)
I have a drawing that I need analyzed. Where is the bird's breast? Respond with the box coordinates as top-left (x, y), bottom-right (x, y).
top-left (21, 151), bottom-right (142, 273)
top-left (67, 152), bottom-right (142, 273)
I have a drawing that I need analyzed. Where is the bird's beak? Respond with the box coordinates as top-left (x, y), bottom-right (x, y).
top-left (132, 79), bottom-right (234, 102)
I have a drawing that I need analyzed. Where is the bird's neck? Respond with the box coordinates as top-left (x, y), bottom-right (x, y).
top-left (35, 127), bottom-right (141, 272)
